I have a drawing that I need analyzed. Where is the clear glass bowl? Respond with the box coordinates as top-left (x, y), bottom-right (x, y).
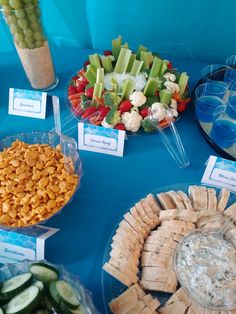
top-left (0, 260), bottom-right (99, 314)
top-left (174, 228), bottom-right (236, 311)
top-left (0, 131), bottom-right (82, 229)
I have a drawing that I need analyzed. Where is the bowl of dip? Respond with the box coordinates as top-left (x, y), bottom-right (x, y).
top-left (174, 228), bottom-right (236, 310)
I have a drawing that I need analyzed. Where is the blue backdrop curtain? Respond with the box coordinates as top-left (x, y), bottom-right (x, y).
top-left (0, 0), bottom-right (235, 62)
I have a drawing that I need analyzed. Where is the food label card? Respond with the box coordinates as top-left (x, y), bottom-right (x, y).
top-left (202, 155), bottom-right (236, 192)
top-left (0, 225), bottom-right (59, 265)
top-left (8, 88), bottom-right (47, 119)
top-left (78, 123), bottom-right (126, 157)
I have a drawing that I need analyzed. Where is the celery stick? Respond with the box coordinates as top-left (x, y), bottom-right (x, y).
top-left (84, 65), bottom-right (96, 84)
top-left (136, 45), bottom-right (148, 59)
top-left (160, 60), bottom-right (169, 76)
top-left (178, 72), bottom-right (189, 96)
top-left (92, 83), bottom-right (103, 104)
top-left (127, 54), bottom-right (136, 73)
top-left (114, 48), bottom-right (131, 74)
top-left (130, 60), bottom-right (144, 76)
top-left (111, 77), bottom-right (119, 93)
top-left (96, 68), bottom-right (104, 85)
top-left (100, 56), bottom-right (113, 73)
top-left (143, 78), bottom-right (159, 97)
top-left (149, 52), bottom-right (154, 65)
top-left (160, 89), bottom-right (173, 105)
top-left (149, 57), bottom-right (163, 78)
top-left (121, 78), bottom-right (135, 100)
top-left (140, 51), bottom-right (150, 70)
top-left (122, 42), bottom-right (129, 49)
top-left (112, 36), bottom-right (122, 60)
top-left (89, 53), bottom-right (101, 70)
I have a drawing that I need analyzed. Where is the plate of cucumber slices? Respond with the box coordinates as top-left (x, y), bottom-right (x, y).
top-left (67, 36), bottom-right (191, 134)
top-left (0, 261), bottom-right (99, 314)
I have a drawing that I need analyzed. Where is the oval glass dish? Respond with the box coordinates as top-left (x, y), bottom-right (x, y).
top-left (0, 131), bottom-right (82, 229)
top-left (0, 260), bottom-right (98, 314)
top-left (174, 228), bottom-right (236, 310)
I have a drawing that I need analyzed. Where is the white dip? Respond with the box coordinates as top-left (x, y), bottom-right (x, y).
top-left (104, 72), bottom-right (146, 92)
top-left (175, 231), bottom-right (236, 308)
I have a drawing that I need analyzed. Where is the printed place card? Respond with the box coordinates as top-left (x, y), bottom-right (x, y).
top-left (78, 122), bottom-right (126, 157)
top-left (202, 155), bottom-right (236, 192)
top-left (0, 225), bottom-right (59, 265)
top-left (9, 88), bottom-right (47, 119)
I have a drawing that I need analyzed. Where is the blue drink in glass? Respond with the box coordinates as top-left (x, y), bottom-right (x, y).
top-left (227, 95), bottom-right (236, 119)
top-left (211, 119), bottom-right (236, 148)
top-left (195, 96), bottom-right (223, 123)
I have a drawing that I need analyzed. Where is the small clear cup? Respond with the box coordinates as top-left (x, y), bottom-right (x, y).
top-left (211, 105), bottom-right (236, 149)
top-left (195, 96), bottom-right (224, 124)
top-left (201, 64), bottom-right (229, 82)
top-left (224, 68), bottom-right (236, 85)
top-left (195, 82), bottom-right (227, 100)
top-left (226, 55), bottom-right (236, 67)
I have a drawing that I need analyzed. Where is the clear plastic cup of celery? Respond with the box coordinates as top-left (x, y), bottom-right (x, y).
top-left (0, 0), bottom-right (58, 90)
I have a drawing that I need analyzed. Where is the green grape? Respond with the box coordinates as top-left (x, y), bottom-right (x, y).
top-left (35, 40), bottom-right (44, 48)
top-left (33, 30), bottom-right (44, 41)
top-left (8, 13), bottom-right (18, 24)
top-left (25, 35), bottom-right (34, 44)
top-left (22, 0), bottom-right (32, 3)
top-left (32, 0), bottom-right (38, 4)
top-left (9, 0), bottom-right (22, 9)
top-left (24, 3), bottom-right (35, 14)
top-left (23, 27), bottom-right (33, 36)
top-left (10, 23), bottom-right (20, 33)
top-left (2, 5), bottom-right (13, 16)
top-left (15, 31), bottom-right (24, 41)
top-left (0, 0), bottom-right (9, 6)
top-left (35, 7), bottom-right (40, 16)
top-left (18, 17), bottom-right (28, 28)
top-left (18, 40), bottom-right (27, 48)
top-left (15, 9), bottom-right (25, 18)
top-left (28, 42), bottom-right (35, 49)
top-left (27, 13), bottom-right (38, 23)
top-left (30, 21), bottom-right (41, 31)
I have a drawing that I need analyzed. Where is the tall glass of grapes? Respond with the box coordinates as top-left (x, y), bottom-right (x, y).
top-left (0, 0), bottom-right (58, 90)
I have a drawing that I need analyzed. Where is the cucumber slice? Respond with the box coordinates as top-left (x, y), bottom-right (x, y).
top-left (33, 281), bottom-right (44, 292)
top-left (0, 307), bottom-right (3, 314)
top-left (49, 280), bottom-right (80, 310)
top-left (5, 286), bottom-right (41, 314)
top-left (29, 263), bottom-right (59, 283)
top-left (1, 273), bottom-right (33, 298)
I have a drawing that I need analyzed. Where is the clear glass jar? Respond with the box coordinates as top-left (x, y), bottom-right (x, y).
top-left (0, 0), bottom-right (58, 90)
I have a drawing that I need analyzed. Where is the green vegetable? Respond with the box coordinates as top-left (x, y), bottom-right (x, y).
top-left (89, 53), bottom-right (101, 70)
top-left (104, 92), bottom-right (122, 110)
top-left (80, 94), bottom-right (90, 110)
top-left (96, 68), bottom-right (104, 85)
top-left (178, 72), bottom-right (189, 96)
top-left (143, 78), bottom-right (159, 97)
top-left (84, 65), bottom-right (96, 85)
top-left (105, 109), bottom-right (121, 125)
top-left (141, 117), bottom-right (156, 133)
top-left (160, 89), bottom-right (173, 105)
top-left (126, 54), bottom-right (136, 73)
top-left (92, 82), bottom-right (103, 104)
top-left (136, 44), bottom-right (148, 59)
top-left (121, 42), bottom-right (129, 49)
top-left (114, 48), bottom-right (131, 74)
top-left (112, 35), bottom-right (122, 60)
top-left (29, 263), bottom-right (59, 284)
top-left (1, 273), bottom-right (33, 299)
top-left (149, 57), bottom-right (163, 78)
top-left (145, 96), bottom-right (160, 108)
top-left (130, 60), bottom-right (143, 76)
top-left (111, 76), bottom-right (118, 93)
top-left (121, 78), bottom-right (135, 100)
top-left (160, 60), bottom-right (169, 76)
top-left (140, 51), bottom-right (150, 70)
top-left (100, 56), bottom-right (113, 73)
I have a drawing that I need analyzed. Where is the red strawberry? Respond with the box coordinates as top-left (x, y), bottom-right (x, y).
top-left (119, 100), bottom-right (132, 113)
top-left (81, 77), bottom-right (89, 85)
top-left (84, 60), bottom-right (90, 67)
top-left (85, 87), bottom-right (94, 99)
top-left (104, 50), bottom-right (112, 56)
top-left (155, 90), bottom-right (159, 97)
top-left (167, 62), bottom-right (173, 69)
top-left (139, 107), bottom-right (149, 118)
top-left (115, 123), bottom-right (126, 130)
top-left (177, 101), bottom-right (187, 113)
top-left (76, 84), bottom-right (86, 93)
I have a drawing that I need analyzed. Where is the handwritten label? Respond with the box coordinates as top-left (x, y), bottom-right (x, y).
top-left (8, 88), bottom-right (47, 119)
top-left (0, 225), bottom-right (59, 265)
top-left (202, 155), bottom-right (236, 192)
top-left (78, 123), bottom-right (125, 157)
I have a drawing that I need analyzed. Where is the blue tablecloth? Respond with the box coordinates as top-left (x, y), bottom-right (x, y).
top-left (0, 45), bottom-right (218, 313)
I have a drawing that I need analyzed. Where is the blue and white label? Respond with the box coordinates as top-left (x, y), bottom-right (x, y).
top-left (8, 88), bottom-right (47, 119)
top-left (0, 225), bottom-right (59, 265)
top-left (78, 123), bottom-right (126, 157)
top-left (202, 155), bottom-right (236, 192)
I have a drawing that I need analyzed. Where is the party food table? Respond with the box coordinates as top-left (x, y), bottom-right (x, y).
top-left (0, 45), bottom-right (221, 312)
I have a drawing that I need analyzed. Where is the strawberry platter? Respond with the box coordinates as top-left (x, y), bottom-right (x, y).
top-left (67, 36), bottom-right (191, 133)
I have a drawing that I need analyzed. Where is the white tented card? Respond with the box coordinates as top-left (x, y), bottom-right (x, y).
top-left (202, 155), bottom-right (236, 192)
top-left (0, 225), bottom-right (59, 264)
top-left (78, 122), bottom-right (126, 157)
top-left (8, 88), bottom-right (47, 119)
